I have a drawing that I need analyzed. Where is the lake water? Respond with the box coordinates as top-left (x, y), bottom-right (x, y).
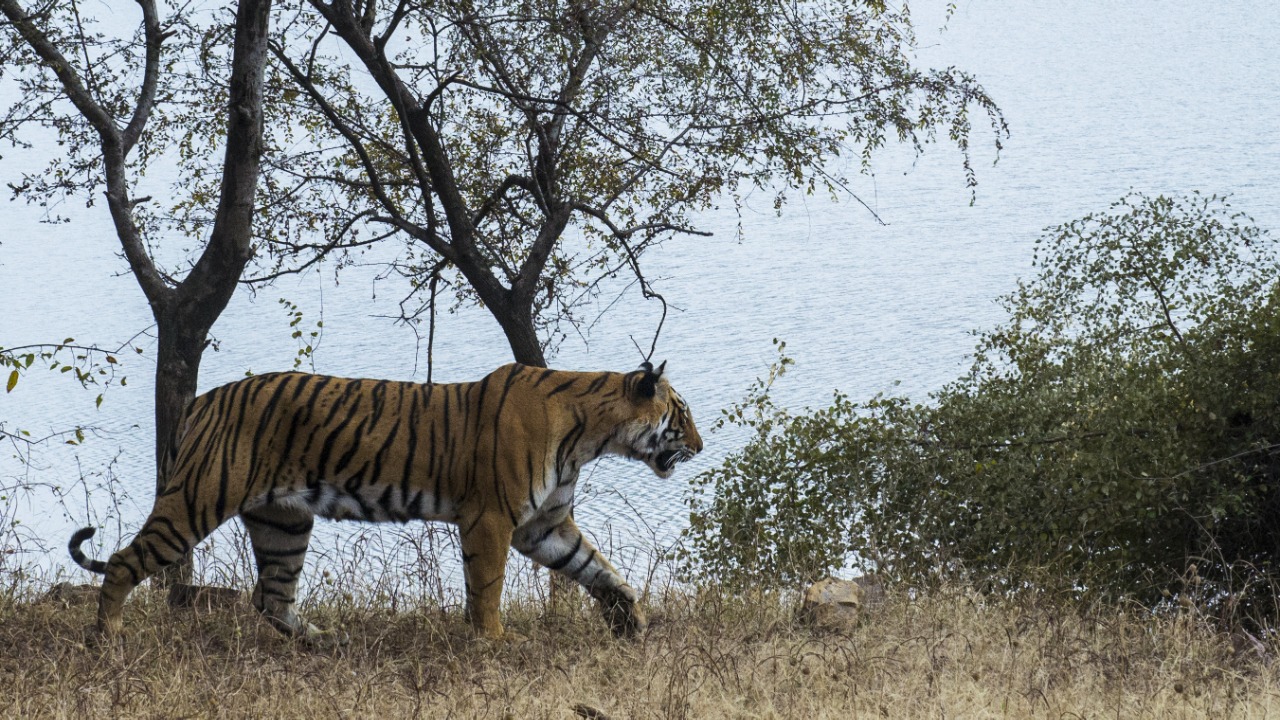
top-left (3, 1), bottom-right (1280, 591)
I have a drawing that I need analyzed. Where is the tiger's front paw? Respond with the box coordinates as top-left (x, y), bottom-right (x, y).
top-left (601, 597), bottom-right (647, 639)
top-left (298, 623), bottom-right (350, 650)
top-left (82, 622), bottom-right (124, 651)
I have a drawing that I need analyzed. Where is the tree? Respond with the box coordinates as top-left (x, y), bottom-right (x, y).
top-left (2, 0), bottom-right (1006, 594)
top-left (230, 0), bottom-right (1006, 366)
top-left (0, 0), bottom-right (276, 589)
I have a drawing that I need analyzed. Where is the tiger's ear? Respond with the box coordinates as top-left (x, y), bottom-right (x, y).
top-left (634, 360), bottom-right (667, 400)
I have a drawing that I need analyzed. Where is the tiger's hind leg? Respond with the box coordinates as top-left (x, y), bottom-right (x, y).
top-left (93, 492), bottom-right (214, 640)
top-left (241, 504), bottom-right (344, 646)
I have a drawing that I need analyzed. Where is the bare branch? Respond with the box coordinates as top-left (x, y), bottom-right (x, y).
top-left (566, 201), bottom-right (695, 361)
top-left (374, 0), bottom-right (412, 50)
top-left (472, 174), bottom-right (534, 227)
top-left (269, 39), bottom-right (453, 258)
top-left (570, 201), bottom-right (713, 240)
top-left (120, 0), bottom-right (165, 154)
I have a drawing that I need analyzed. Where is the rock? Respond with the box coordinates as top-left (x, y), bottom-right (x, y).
top-left (39, 582), bottom-right (99, 607)
top-left (799, 576), bottom-right (880, 632)
top-left (1231, 629), bottom-right (1271, 664)
top-left (167, 582), bottom-right (243, 610)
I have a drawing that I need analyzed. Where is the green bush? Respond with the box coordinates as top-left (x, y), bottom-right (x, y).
top-left (683, 193), bottom-right (1280, 615)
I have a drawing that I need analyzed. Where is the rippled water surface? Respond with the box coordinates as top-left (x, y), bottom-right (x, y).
top-left (3, 1), bottom-right (1279, 584)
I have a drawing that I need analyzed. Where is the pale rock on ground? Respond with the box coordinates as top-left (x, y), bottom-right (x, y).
top-left (798, 575), bottom-right (885, 631)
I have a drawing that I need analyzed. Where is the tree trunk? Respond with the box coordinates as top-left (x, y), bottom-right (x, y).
top-left (494, 304), bottom-right (547, 368)
top-left (149, 320), bottom-right (207, 589)
top-left (149, 0), bottom-right (273, 599)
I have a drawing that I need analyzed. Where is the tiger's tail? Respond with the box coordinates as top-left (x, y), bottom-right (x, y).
top-left (69, 527), bottom-right (107, 574)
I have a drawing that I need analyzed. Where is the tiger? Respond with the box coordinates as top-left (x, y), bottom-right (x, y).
top-left (68, 361), bottom-right (701, 643)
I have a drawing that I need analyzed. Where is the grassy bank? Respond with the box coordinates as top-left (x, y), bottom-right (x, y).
top-left (1, 580), bottom-right (1276, 719)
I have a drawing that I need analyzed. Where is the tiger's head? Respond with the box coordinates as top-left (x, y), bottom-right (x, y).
top-left (616, 361), bottom-right (703, 478)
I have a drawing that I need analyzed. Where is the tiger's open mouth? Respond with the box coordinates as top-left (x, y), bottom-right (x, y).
top-left (656, 447), bottom-right (700, 473)
top-left (656, 449), bottom-right (682, 472)
top-left (636, 443), bottom-right (698, 478)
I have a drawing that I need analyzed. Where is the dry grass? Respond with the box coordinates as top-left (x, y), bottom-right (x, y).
top-left (1, 580), bottom-right (1277, 719)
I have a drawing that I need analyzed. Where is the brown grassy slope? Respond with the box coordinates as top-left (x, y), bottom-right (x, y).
top-left (0, 585), bottom-right (1276, 719)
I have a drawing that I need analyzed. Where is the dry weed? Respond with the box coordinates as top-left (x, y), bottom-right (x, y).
top-left (0, 578), bottom-right (1277, 719)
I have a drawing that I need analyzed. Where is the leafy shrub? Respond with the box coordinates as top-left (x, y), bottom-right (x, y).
top-left (683, 193), bottom-right (1280, 616)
